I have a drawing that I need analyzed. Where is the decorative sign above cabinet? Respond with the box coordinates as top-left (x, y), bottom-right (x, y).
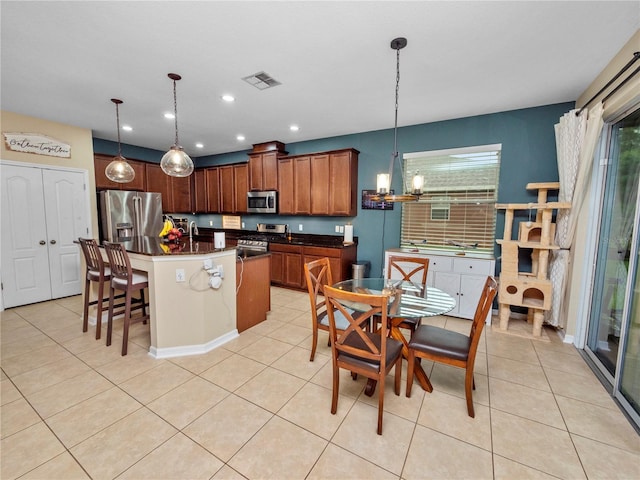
top-left (3, 132), bottom-right (71, 158)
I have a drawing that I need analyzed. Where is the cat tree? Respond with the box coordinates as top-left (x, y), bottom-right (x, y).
top-left (495, 182), bottom-right (571, 337)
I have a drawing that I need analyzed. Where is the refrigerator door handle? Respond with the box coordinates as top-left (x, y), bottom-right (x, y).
top-left (133, 195), bottom-right (142, 236)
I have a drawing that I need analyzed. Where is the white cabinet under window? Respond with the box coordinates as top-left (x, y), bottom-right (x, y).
top-left (385, 248), bottom-right (495, 323)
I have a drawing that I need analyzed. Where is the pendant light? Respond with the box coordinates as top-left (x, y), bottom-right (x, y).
top-left (373, 37), bottom-right (423, 202)
top-left (104, 98), bottom-right (136, 183)
top-left (160, 73), bottom-right (194, 177)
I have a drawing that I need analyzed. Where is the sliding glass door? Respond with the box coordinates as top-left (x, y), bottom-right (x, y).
top-left (586, 107), bottom-right (640, 426)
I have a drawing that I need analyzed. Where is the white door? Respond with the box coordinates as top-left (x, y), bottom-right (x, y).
top-left (1, 164), bottom-right (88, 308)
top-left (42, 169), bottom-right (87, 298)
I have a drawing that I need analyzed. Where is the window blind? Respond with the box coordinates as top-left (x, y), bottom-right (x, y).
top-left (401, 145), bottom-right (501, 253)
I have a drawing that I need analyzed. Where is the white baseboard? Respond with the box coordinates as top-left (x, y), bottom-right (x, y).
top-left (149, 329), bottom-right (239, 359)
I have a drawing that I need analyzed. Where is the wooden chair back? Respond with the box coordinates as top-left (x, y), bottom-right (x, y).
top-left (324, 285), bottom-right (403, 434)
top-left (387, 255), bottom-right (429, 286)
top-left (78, 237), bottom-right (105, 277)
top-left (103, 241), bottom-right (134, 284)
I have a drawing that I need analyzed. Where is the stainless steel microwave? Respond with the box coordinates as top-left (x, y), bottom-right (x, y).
top-left (247, 191), bottom-right (277, 214)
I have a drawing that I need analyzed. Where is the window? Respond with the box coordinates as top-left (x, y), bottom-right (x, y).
top-left (401, 144), bottom-right (501, 253)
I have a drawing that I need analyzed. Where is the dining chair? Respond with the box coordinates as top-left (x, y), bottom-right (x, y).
top-left (103, 241), bottom-right (150, 356)
top-left (304, 257), bottom-right (368, 361)
top-left (406, 276), bottom-right (498, 417)
top-left (380, 255), bottom-right (430, 334)
top-left (324, 285), bottom-right (403, 435)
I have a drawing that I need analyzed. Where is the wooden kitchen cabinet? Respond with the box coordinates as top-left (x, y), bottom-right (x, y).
top-left (249, 151), bottom-right (279, 191)
top-left (269, 243), bottom-right (304, 288)
top-left (329, 149), bottom-right (358, 216)
top-left (310, 154), bottom-right (330, 214)
top-left (234, 163), bottom-right (249, 213)
top-left (192, 169), bottom-right (207, 213)
top-left (277, 148), bottom-right (358, 216)
top-left (219, 166), bottom-right (234, 213)
top-left (271, 243), bottom-right (357, 289)
top-left (145, 163), bottom-right (171, 211)
top-left (205, 167), bottom-right (220, 213)
top-left (94, 154), bottom-right (145, 191)
top-left (236, 254), bottom-right (271, 332)
top-left (145, 163), bottom-right (192, 213)
top-left (277, 159), bottom-right (294, 214)
top-left (293, 156), bottom-right (311, 215)
top-left (220, 164), bottom-right (249, 213)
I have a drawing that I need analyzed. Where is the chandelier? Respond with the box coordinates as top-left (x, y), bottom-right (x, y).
top-left (372, 37), bottom-right (424, 202)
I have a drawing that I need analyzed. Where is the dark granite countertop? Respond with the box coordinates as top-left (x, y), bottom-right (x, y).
top-left (112, 236), bottom-right (235, 256)
top-left (195, 227), bottom-right (357, 249)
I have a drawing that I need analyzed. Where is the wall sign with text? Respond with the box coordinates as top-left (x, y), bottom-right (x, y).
top-left (3, 132), bottom-right (71, 158)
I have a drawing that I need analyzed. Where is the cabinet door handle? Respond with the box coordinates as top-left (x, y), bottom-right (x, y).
top-left (39, 240), bottom-right (46, 245)
top-left (50, 240), bottom-right (57, 245)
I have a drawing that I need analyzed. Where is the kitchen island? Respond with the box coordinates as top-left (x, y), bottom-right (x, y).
top-left (111, 236), bottom-right (238, 358)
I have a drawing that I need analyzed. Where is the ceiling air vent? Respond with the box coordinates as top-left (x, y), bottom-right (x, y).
top-left (242, 71), bottom-right (281, 90)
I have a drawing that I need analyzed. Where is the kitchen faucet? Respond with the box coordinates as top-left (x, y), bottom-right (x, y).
top-left (189, 221), bottom-right (199, 240)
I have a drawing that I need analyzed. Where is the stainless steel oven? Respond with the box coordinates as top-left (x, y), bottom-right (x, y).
top-left (247, 191), bottom-right (277, 214)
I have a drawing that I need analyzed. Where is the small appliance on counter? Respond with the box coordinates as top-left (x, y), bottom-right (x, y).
top-left (167, 216), bottom-right (189, 234)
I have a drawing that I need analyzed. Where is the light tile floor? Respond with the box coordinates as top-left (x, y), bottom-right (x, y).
top-left (1, 287), bottom-right (639, 480)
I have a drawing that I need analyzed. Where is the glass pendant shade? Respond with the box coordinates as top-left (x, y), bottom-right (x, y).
top-left (161, 73), bottom-right (194, 177)
top-left (105, 154), bottom-right (136, 183)
top-left (105, 98), bottom-right (135, 183)
top-left (161, 145), bottom-right (194, 177)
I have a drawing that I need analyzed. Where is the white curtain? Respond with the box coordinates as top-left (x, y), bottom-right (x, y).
top-left (547, 102), bottom-right (604, 327)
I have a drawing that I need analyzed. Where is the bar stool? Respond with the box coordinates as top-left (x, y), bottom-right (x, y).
top-left (78, 237), bottom-right (117, 340)
top-left (103, 241), bottom-right (150, 356)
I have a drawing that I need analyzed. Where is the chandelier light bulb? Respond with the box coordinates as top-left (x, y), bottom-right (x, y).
top-left (105, 98), bottom-right (135, 183)
top-left (161, 73), bottom-right (194, 177)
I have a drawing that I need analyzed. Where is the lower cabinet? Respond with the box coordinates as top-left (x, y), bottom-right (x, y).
top-left (271, 243), bottom-right (357, 290)
top-left (270, 244), bottom-right (304, 289)
top-left (236, 254), bottom-right (271, 332)
top-left (385, 249), bottom-right (495, 323)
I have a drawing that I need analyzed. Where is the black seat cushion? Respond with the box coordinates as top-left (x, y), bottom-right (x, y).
top-left (337, 331), bottom-right (403, 373)
top-left (408, 325), bottom-right (470, 362)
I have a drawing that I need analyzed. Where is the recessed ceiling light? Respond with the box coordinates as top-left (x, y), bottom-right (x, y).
top-left (290, 125), bottom-right (299, 132)
top-left (221, 94), bottom-right (235, 102)
top-left (122, 125), bottom-right (132, 132)
top-left (195, 143), bottom-right (204, 148)
top-left (236, 135), bottom-right (245, 141)
top-left (164, 112), bottom-right (175, 119)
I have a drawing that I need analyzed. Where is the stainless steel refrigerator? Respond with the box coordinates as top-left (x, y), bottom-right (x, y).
top-left (98, 190), bottom-right (163, 241)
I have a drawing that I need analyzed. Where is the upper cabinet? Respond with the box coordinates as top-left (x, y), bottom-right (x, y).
top-left (219, 164), bottom-right (249, 214)
top-left (278, 148), bottom-right (359, 216)
top-left (94, 154), bottom-right (145, 191)
top-left (248, 141), bottom-right (287, 191)
top-left (145, 163), bottom-right (192, 213)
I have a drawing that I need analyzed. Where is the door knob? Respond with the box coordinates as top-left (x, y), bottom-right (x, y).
top-left (39, 240), bottom-right (46, 245)
top-left (50, 240), bottom-right (56, 245)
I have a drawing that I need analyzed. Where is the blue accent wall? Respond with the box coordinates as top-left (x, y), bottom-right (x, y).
top-left (94, 101), bottom-right (574, 277)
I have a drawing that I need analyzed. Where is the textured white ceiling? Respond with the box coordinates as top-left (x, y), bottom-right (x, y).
top-left (1, 1), bottom-right (638, 156)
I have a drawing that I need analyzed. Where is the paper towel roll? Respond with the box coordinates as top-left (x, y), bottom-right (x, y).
top-left (214, 232), bottom-right (226, 249)
top-left (343, 224), bottom-right (354, 244)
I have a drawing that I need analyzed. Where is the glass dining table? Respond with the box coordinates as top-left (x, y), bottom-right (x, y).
top-left (331, 278), bottom-right (456, 395)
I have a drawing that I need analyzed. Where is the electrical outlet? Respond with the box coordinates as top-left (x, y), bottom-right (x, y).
top-left (339, 226), bottom-right (344, 233)
top-left (298, 224), bottom-right (303, 231)
top-left (203, 259), bottom-right (213, 270)
top-left (216, 264), bottom-right (224, 278)
top-left (335, 225), bottom-right (340, 233)
top-left (209, 220), bottom-right (213, 226)
top-left (242, 222), bottom-right (245, 229)
top-left (175, 268), bottom-right (186, 282)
